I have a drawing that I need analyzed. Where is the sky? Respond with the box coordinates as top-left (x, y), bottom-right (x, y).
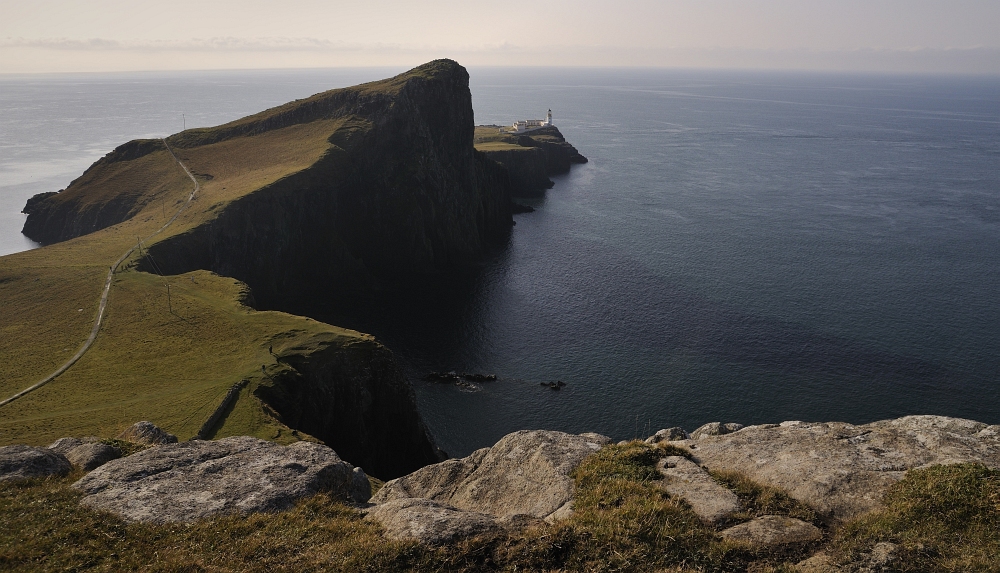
top-left (2, 0), bottom-right (999, 74)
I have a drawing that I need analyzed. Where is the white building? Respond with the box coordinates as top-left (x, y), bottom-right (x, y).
top-left (510, 109), bottom-right (553, 133)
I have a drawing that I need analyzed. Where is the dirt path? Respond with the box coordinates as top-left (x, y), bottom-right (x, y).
top-left (0, 140), bottom-right (199, 408)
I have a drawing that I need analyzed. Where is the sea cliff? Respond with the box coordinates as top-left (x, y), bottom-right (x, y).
top-left (6, 60), bottom-right (556, 480)
top-left (474, 124), bottom-right (588, 197)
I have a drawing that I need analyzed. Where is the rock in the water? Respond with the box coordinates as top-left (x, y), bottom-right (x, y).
top-left (685, 415), bottom-right (1000, 522)
top-left (66, 443), bottom-right (121, 471)
top-left (720, 515), bottom-right (822, 546)
top-left (48, 437), bottom-right (85, 456)
top-left (0, 445), bottom-right (72, 481)
top-left (365, 498), bottom-right (501, 545)
top-left (646, 427), bottom-right (690, 444)
top-left (73, 436), bottom-right (369, 523)
top-left (690, 422), bottom-right (744, 439)
top-left (372, 430), bottom-right (604, 520)
top-left (657, 456), bottom-right (740, 523)
top-left (117, 421), bottom-right (178, 445)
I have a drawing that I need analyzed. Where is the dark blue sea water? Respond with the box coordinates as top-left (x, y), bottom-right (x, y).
top-left (2, 68), bottom-right (999, 456)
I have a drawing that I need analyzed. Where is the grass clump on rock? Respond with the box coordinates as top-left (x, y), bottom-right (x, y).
top-left (833, 463), bottom-right (1000, 572)
top-left (709, 469), bottom-right (817, 525)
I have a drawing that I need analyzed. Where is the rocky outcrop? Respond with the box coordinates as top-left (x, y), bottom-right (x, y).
top-left (48, 437), bottom-right (91, 456)
top-left (117, 421), bottom-right (178, 445)
top-left (720, 515), bottom-right (822, 547)
top-left (690, 422), bottom-right (744, 439)
top-left (677, 415), bottom-right (1000, 522)
top-left (646, 427), bottom-right (690, 443)
top-left (73, 436), bottom-right (370, 523)
top-left (367, 430), bottom-right (607, 543)
top-left (657, 455), bottom-right (740, 524)
top-left (365, 498), bottom-right (502, 546)
top-left (65, 443), bottom-right (121, 471)
top-left (0, 445), bottom-right (72, 481)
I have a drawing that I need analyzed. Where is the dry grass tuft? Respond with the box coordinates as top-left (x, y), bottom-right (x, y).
top-left (832, 463), bottom-right (1000, 572)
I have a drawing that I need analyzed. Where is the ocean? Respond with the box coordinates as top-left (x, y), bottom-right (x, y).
top-left (2, 67), bottom-right (998, 456)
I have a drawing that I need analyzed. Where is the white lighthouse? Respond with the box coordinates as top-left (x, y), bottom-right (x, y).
top-left (509, 109), bottom-right (554, 133)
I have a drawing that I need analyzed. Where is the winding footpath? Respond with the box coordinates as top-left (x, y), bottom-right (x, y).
top-left (0, 140), bottom-right (199, 408)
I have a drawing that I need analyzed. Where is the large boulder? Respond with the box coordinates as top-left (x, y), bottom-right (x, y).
top-left (686, 415), bottom-right (1000, 522)
top-left (657, 456), bottom-right (740, 524)
top-left (66, 443), bottom-right (121, 471)
top-left (116, 421), bottom-right (178, 445)
top-left (372, 430), bottom-right (605, 519)
top-left (690, 422), bottom-right (744, 439)
top-left (73, 436), bottom-right (370, 523)
top-left (368, 430), bottom-right (607, 543)
top-left (48, 437), bottom-right (86, 456)
top-left (365, 498), bottom-right (501, 546)
top-left (646, 427), bottom-right (689, 444)
top-left (720, 515), bottom-right (822, 547)
top-left (0, 445), bottom-right (72, 481)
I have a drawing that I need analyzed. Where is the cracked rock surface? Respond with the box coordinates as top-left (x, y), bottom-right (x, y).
top-left (683, 415), bottom-right (1000, 521)
top-left (0, 445), bottom-right (72, 482)
top-left (657, 455), bottom-right (740, 523)
top-left (368, 430), bottom-right (607, 543)
top-left (73, 436), bottom-right (370, 523)
top-left (720, 515), bottom-right (822, 546)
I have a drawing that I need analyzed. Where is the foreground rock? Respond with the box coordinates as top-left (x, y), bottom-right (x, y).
top-left (48, 437), bottom-right (91, 456)
top-left (368, 430), bottom-right (607, 542)
top-left (720, 515), bottom-right (822, 547)
top-left (657, 456), bottom-right (740, 523)
top-left (690, 422), bottom-right (744, 439)
top-left (685, 415), bottom-right (1000, 522)
top-left (366, 498), bottom-right (501, 546)
top-left (117, 421), bottom-right (178, 445)
top-left (646, 427), bottom-right (689, 443)
top-left (0, 445), bottom-right (72, 482)
top-left (74, 436), bottom-right (370, 523)
top-left (66, 443), bottom-right (121, 471)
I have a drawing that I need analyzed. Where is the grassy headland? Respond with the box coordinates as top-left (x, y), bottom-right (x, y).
top-left (0, 63), bottom-right (466, 462)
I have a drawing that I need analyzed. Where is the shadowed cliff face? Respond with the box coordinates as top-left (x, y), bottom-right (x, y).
top-left (477, 125), bottom-right (588, 197)
top-left (265, 340), bottom-right (445, 480)
top-left (141, 60), bottom-right (513, 307)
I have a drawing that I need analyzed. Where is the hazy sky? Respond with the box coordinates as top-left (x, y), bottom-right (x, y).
top-left (2, 0), bottom-right (999, 74)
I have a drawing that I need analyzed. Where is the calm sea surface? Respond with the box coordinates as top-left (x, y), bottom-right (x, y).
top-left (2, 68), bottom-right (999, 456)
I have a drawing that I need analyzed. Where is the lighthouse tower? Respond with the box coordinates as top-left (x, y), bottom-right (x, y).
top-left (545, 109), bottom-right (553, 126)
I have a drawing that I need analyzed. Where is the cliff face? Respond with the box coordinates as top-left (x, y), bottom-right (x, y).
top-left (265, 337), bottom-right (443, 479)
top-left (139, 61), bottom-right (512, 307)
top-left (476, 125), bottom-right (588, 197)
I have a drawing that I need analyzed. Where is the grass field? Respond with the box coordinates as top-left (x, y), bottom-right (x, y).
top-left (473, 126), bottom-right (526, 151)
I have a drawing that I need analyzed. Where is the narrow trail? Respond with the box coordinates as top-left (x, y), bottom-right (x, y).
top-left (0, 139), bottom-right (199, 409)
